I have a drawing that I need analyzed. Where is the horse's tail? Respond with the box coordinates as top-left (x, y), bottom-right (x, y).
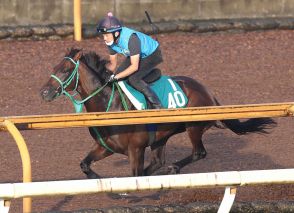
top-left (220, 118), bottom-right (277, 135)
top-left (213, 97), bottom-right (277, 135)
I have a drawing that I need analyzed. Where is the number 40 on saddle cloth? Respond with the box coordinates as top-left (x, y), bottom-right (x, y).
top-left (118, 75), bottom-right (188, 110)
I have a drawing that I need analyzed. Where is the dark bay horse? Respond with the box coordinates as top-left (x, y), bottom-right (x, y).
top-left (40, 48), bottom-right (276, 179)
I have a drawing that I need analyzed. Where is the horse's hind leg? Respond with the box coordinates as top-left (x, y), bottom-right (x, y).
top-left (169, 125), bottom-right (207, 174)
top-left (144, 143), bottom-right (166, 176)
top-left (80, 144), bottom-right (112, 179)
top-left (128, 146), bottom-right (145, 176)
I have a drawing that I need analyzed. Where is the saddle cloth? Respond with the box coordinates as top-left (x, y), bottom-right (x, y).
top-left (118, 75), bottom-right (188, 110)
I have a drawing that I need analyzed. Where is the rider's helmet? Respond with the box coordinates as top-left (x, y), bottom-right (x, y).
top-left (96, 12), bottom-right (122, 34)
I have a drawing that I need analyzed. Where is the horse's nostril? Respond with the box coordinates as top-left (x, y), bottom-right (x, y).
top-left (40, 89), bottom-right (48, 97)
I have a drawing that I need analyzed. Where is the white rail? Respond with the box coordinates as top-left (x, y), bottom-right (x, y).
top-left (1, 169), bottom-right (293, 212)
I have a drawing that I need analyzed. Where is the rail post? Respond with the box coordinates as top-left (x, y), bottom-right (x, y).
top-left (74, 0), bottom-right (82, 41)
top-left (1, 120), bottom-right (32, 213)
top-left (218, 187), bottom-right (237, 213)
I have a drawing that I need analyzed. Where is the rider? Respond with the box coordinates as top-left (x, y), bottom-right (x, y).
top-left (96, 12), bottom-right (163, 109)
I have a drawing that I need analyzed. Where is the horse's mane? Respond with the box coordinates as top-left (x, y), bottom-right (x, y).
top-left (67, 48), bottom-right (111, 83)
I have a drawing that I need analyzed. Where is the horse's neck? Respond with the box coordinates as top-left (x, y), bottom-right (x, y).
top-left (77, 63), bottom-right (122, 112)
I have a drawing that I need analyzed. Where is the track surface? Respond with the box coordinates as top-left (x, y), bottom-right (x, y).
top-left (0, 30), bottom-right (293, 212)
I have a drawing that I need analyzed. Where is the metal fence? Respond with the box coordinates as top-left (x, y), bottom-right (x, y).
top-left (1, 102), bottom-right (294, 212)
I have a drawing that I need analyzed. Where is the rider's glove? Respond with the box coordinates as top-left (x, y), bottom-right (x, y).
top-left (107, 74), bottom-right (117, 83)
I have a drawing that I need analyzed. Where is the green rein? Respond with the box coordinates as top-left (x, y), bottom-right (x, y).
top-left (50, 56), bottom-right (129, 153)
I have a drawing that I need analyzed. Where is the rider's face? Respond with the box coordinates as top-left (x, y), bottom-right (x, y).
top-left (102, 33), bottom-right (114, 43)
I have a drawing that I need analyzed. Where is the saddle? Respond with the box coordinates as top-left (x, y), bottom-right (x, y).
top-left (143, 68), bottom-right (162, 83)
top-left (118, 71), bottom-right (188, 110)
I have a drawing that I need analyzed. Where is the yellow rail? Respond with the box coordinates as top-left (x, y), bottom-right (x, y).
top-left (0, 103), bottom-right (293, 131)
top-left (1, 102), bottom-right (294, 213)
top-left (1, 120), bottom-right (32, 212)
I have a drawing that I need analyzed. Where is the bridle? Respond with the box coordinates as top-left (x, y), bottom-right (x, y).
top-left (49, 56), bottom-right (109, 112)
top-left (48, 54), bottom-right (129, 153)
top-left (50, 57), bottom-right (80, 97)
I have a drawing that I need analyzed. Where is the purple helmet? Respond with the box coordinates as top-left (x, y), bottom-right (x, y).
top-left (97, 12), bottom-right (122, 33)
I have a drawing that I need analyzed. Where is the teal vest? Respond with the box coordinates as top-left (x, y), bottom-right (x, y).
top-left (110, 27), bottom-right (159, 58)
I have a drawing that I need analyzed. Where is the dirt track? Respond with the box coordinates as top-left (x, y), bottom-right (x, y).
top-left (0, 30), bottom-right (294, 212)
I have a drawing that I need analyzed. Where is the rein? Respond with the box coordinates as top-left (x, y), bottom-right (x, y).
top-left (51, 57), bottom-right (110, 112)
top-left (50, 56), bottom-right (129, 153)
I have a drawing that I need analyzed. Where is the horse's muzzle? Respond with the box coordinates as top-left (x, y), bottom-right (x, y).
top-left (40, 86), bottom-right (58, 102)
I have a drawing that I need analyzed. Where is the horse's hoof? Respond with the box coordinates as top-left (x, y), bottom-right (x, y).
top-left (167, 165), bottom-right (180, 174)
top-left (192, 151), bottom-right (207, 161)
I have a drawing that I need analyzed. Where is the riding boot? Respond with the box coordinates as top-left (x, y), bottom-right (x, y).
top-left (141, 85), bottom-right (163, 109)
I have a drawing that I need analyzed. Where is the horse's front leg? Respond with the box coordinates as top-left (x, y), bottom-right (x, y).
top-left (80, 144), bottom-right (112, 179)
top-left (128, 146), bottom-right (145, 176)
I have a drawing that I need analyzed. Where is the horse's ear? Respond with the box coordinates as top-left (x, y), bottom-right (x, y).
top-left (65, 48), bottom-right (71, 56)
top-left (74, 50), bottom-right (83, 61)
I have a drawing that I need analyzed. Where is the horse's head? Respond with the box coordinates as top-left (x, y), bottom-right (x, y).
top-left (40, 48), bottom-right (84, 101)
top-left (40, 48), bottom-right (111, 103)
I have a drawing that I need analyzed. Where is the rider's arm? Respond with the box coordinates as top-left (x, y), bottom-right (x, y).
top-left (115, 34), bottom-right (141, 80)
top-left (106, 54), bottom-right (117, 72)
top-left (115, 54), bottom-right (139, 79)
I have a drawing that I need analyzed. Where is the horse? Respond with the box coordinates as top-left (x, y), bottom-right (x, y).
top-left (40, 48), bottom-right (276, 179)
